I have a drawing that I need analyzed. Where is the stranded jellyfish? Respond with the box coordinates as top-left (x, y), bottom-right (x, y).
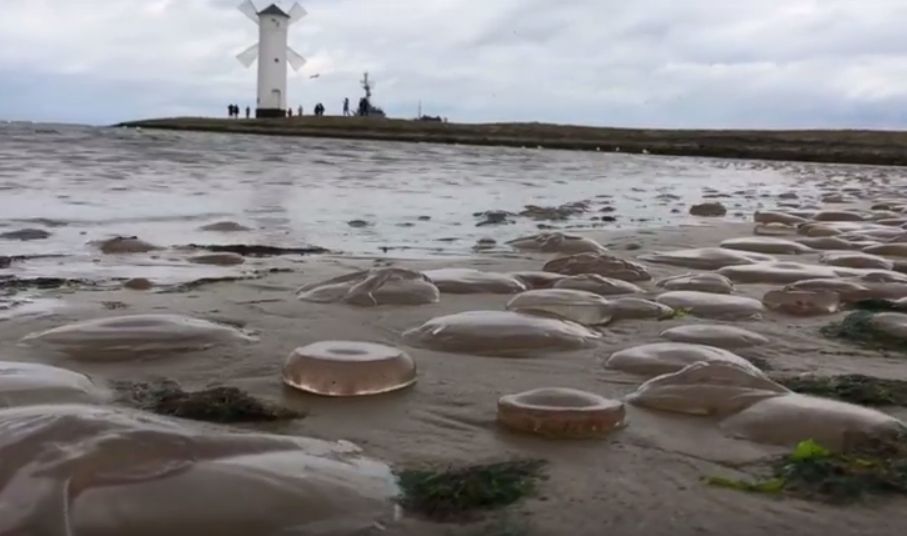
top-left (820, 252), bottom-right (894, 270)
top-left (552, 274), bottom-right (643, 296)
top-left (497, 387), bottom-right (626, 439)
top-left (543, 253), bottom-right (651, 282)
top-left (863, 243), bottom-right (907, 258)
top-left (660, 324), bottom-right (769, 349)
top-left (718, 262), bottom-right (844, 284)
top-left (506, 232), bottom-right (607, 255)
top-left (762, 289), bottom-right (840, 316)
top-left (640, 248), bottom-right (775, 270)
top-left (605, 342), bottom-right (760, 378)
top-left (754, 211), bottom-right (808, 225)
top-left (0, 361), bottom-right (108, 408)
top-left (655, 273), bottom-right (735, 294)
top-left (298, 268), bottom-right (440, 306)
top-left (719, 237), bottom-right (813, 255)
top-left (20, 314), bottom-right (255, 359)
top-left (403, 311), bottom-right (601, 357)
top-left (508, 271), bottom-right (567, 289)
top-left (282, 341), bottom-right (416, 397)
top-left (506, 289), bottom-right (612, 326)
top-left (422, 268), bottom-right (527, 294)
top-left (656, 291), bottom-right (764, 320)
top-left (607, 297), bottom-right (675, 321)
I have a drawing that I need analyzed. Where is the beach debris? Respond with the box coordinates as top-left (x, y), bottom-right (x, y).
top-left (552, 273), bottom-right (642, 296)
top-left (719, 394), bottom-right (905, 450)
top-left (543, 253), bottom-right (652, 282)
top-left (182, 243), bottom-right (328, 257)
top-left (508, 271), bottom-right (566, 289)
top-left (821, 252), bottom-right (894, 270)
top-left (403, 311), bottom-right (601, 357)
top-left (689, 202), bottom-right (727, 217)
top-left (660, 324), bottom-right (769, 349)
top-left (506, 289), bottom-right (612, 326)
top-left (188, 252), bottom-right (246, 266)
top-left (97, 236), bottom-right (161, 254)
top-left (607, 297), bottom-right (675, 321)
top-left (198, 220), bottom-right (253, 232)
top-left (822, 311), bottom-right (907, 351)
top-left (656, 291), bottom-right (765, 320)
top-left (298, 268), bottom-right (440, 306)
top-left (720, 237), bottom-right (813, 255)
top-left (656, 272), bottom-right (735, 295)
top-left (776, 374), bottom-right (907, 407)
top-left (423, 268), bottom-right (526, 294)
top-left (0, 404), bottom-right (397, 535)
top-left (283, 341), bottom-right (416, 397)
top-left (113, 379), bottom-right (300, 422)
top-left (627, 361), bottom-right (788, 416)
top-left (763, 289), bottom-right (840, 316)
top-left (20, 314), bottom-right (256, 359)
top-left (507, 232), bottom-right (606, 255)
top-left (397, 459), bottom-right (545, 521)
top-left (605, 342), bottom-right (760, 377)
top-left (0, 361), bottom-right (109, 408)
top-left (0, 228), bottom-right (51, 241)
top-left (718, 261), bottom-right (845, 284)
top-left (641, 247), bottom-right (775, 270)
top-left (123, 277), bottom-right (154, 290)
top-left (497, 388), bottom-right (626, 438)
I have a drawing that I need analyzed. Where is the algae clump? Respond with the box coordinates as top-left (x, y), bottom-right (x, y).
top-left (821, 311), bottom-right (906, 353)
top-left (776, 374), bottom-right (907, 407)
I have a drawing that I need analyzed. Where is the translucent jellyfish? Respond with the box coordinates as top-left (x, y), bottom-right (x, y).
top-left (627, 361), bottom-right (788, 416)
top-left (812, 210), bottom-right (865, 222)
top-left (753, 223), bottom-right (798, 237)
top-left (543, 253), bottom-right (651, 282)
top-left (506, 289), bottom-right (612, 326)
top-left (608, 297), bottom-right (675, 321)
top-left (298, 268), bottom-right (440, 306)
top-left (497, 388), bottom-right (626, 439)
top-left (0, 361), bottom-right (109, 408)
top-left (282, 341), bottom-right (416, 397)
top-left (509, 271), bottom-right (567, 289)
top-left (869, 312), bottom-right (907, 340)
top-left (97, 236), bottom-right (160, 254)
top-left (507, 232), bottom-right (607, 255)
top-left (656, 291), bottom-right (764, 320)
top-left (785, 278), bottom-right (872, 303)
top-left (798, 223), bottom-right (843, 237)
top-left (864, 243), bottom-right (907, 258)
top-left (188, 252), bottom-right (245, 266)
top-left (403, 311), bottom-right (601, 357)
top-left (719, 394), bottom-right (906, 450)
top-left (552, 274), bottom-right (643, 296)
top-left (605, 342), bottom-right (760, 377)
top-left (762, 289), bottom-right (840, 316)
top-left (20, 314), bottom-right (256, 359)
top-left (640, 248), bottom-right (775, 270)
top-left (718, 262), bottom-right (844, 284)
top-left (820, 252), bottom-right (894, 270)
top-left (660, 325), bottom-right (769, 349)
top-left (720, 237), bottom-right (813, 255)
top-left (656, 273), bottom-right (735, 294)
top-left (797, 236), bottom-right (859, 250)
top-left (423, 268), bottom-right (527, 294)
top-left (753, 211), bottom-right (808, 225)
top-left (0, 404), bottom-right (397, 535)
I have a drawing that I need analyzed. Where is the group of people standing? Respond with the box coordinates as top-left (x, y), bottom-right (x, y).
top-left (226, 97), bottom-right (354, 119)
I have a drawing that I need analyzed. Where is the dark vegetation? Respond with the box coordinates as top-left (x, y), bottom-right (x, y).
top-left (776, 374), bottom-right (907, 407)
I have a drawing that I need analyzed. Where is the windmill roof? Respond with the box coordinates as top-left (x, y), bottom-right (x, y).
top-left (258, 4), bottom-right (290, 17)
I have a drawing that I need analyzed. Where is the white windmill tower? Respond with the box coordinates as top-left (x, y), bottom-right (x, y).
top-left (236, 1), bottom-right (307, 118)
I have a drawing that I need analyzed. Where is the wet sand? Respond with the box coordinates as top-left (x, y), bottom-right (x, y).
top-left (120, 116), bottom-right (907, 167)
top-left (3, 221), bottom-right (907, 535)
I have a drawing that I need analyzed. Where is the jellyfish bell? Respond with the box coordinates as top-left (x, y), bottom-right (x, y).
top-left (403, 311), bottom-right (601, 357)
top-left (656, 272), bottom-right (735, 294)
top-left (720, 237), bottom-right (813, 255)
top-left (656, 291), bottom-right (764, 320)
top-left (718, 261), bottom-right (844, 284)
top-left (0, 361), bottom-right (109, 408)
top-left (762, 289), bottom-right (840, 316)
top-left (497, 387), bottom-right (626, 439)
top-left (282, 341), bottom-right (416, 397)
top-left (605, 343), bottom-right (760, 378)
top-left (552, 274), bottom-right (643, 296)
top-left (508, 271), bottom-right (567, 289)
top-left (608, 297), bottom-right (675, 321)
top-left (422, 268), bottom-right (527, 294)
top-left (507, 232), bottom-right (607, 255)
top-left (820, 252), bottom-right (894, 270)
top-left (20, 314), bottom-right (255, 359)
top-left (297, 268), bottom-right (440, 306)
top-left (543, 253), bottom-right (651, 282)
top-left (640, 248), bottom-right (774, 270)
top-left (660, 325), bottom-right (769, 349)
top-left (506, 289), bottom-right (612, 326)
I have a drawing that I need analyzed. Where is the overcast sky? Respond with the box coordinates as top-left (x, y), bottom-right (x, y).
top-left (2, 0), bottom-right (907, 128)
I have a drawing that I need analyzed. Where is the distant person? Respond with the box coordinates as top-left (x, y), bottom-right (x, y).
top-left (343, 97), bottom-right (350, 116)
top-left (227, 104), bottom-right (233, 118)
top-left (245, 106), bottom-right (250, 119)
top-left (358, 97), bottom-right (368, 116)
top-left (288, 108), bottom-right (293, 118)
top-left (298, 105), bottom-right (303, 116)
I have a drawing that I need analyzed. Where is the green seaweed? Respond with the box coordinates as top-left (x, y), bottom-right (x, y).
top-left (776, 374), bottom-right (907, 406)
top-left (821, 311), bottom-right (906, 353)
top-left (707, 437), bottom-right (907, 503)
top-left (397, 459), bottom-right (546, 521)
top-left (851, 299), bottom-right (907, 313)
top-left (113, 380), bottom-right (302, 423)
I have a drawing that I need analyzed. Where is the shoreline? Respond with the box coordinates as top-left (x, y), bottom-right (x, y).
top-left (117, 116), bottom-right (907, 167)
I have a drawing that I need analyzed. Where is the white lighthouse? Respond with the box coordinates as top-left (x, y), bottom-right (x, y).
top-left (236, 1), bottom-right (307, 118)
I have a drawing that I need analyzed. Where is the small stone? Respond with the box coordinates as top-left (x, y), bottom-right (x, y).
top-left (417, 216), bottom-right (431, 221)
top-left (98, 236), bottom-right (160, 254)
top-left (347, 219), bottom-right (370, 228)
top-left (0, 228), bottom-right (51, 241)
top-left (199, 221), bottom-right (252, 232)
top-left (689, 202), bottom-right (727, 217)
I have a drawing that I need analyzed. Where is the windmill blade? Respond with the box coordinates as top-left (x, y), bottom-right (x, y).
top-left (238, 0), bottom-right (259, 24)
top-left (236, 44), bottom-right (259, 68)
top-left (288, 3), bottom-right (308, 24)
top-left (287, 47), bottom-right (307, 71)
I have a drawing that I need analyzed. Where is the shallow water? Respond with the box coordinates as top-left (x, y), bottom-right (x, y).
top-left (2, 121), bottom-right (905, 283)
